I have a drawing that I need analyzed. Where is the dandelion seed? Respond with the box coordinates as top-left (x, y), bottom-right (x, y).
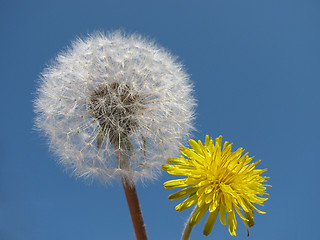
top-left (34, 31), bottom-right (195, 183)
top-left (163, 135), bottom-right (270, 238)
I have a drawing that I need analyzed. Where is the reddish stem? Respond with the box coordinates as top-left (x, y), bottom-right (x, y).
top-left (121, 176), bottom-right (148, 240)
top-left (113, 139), bottom-right (148, 240)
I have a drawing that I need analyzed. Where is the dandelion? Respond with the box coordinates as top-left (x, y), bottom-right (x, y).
top-left (34, 31), bottom-right (195, 239)
top-left (163, 135), bottom-right (270, 239)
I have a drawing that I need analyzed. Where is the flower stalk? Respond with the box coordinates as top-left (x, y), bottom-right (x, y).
top-left (114, 139), bottom-right (147, 240)
top-left (121, 176), bottom-right (148, 240)
top-left (181, 206), bottom-right (197, 240)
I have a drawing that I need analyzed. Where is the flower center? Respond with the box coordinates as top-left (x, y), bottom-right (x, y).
top-left (89, 82), bottom-right (143, 143)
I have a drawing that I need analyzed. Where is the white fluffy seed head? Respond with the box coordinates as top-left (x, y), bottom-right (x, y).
top-left (34, 31), bottom-right (196, 184)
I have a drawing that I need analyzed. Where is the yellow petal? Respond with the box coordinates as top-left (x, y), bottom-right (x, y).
top-left (179, 147), bottom-right (205, 167)
top-left (243, 197), bottom-right (266, 214)
top-left (168, 186), bottom-right (198, 200)
top-left (196, 181), bottom-right (210, 196)
top-left (175, 194), bottom-right (198, 212)
top-left (215, 136), bottom-right (223, 149)
top-left (221, 141), bottom-right (230, 153)
top-left (189, 139), bottom-right (204, 156)
top-left (237, 196), bottom-right (250, 212)
top-left (252, 205), bottom-right (266, 214)
top-left (228, 209), bottom-right (237, 236)
top-left (211, 137), bottom-right (222, 166)
top-left (244, 221), bottom-right (250, 236)
top-left (224, 194), bottom-right (234, 213)
top-left (234, 152), bottom-right (249, 172)
top-left (244, 209), bottom-right (254, 227)
top-left (204, 135), bottom-right (210, 147)
top-left (185, 177), bottom-right (202, 185)
top-left (167, 157), bottom-right (191, 166)
top-left (226, 148), bottom-right (245, 168)
top-left (203, 206), bottom-right (220, 236)
top-left (205, 191), bottom-right (214, 204)
top-left (209, 198), bottom-right (219, 213)
top-left (207, 138), bottom-right (215, 155)
top-left (219, 182), bottom-right (237, 199)
top-left (162, 164), bottom-right (197, 176)
top-left (190, 204), bottom-right (208, 226)
top-left (197, 192), bottom-right (208, 207)
top-left (219, 204), bottom-right (227, 226)
top-left (163, 178), bottom-right (189, 189)
top-left (231, 203), bottom-right (245, 220)
top-left (204, 184), bottom-right (214, 194)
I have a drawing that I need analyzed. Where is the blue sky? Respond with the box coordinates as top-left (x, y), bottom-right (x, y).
top-left (1, 0), bottom-right (320, 239)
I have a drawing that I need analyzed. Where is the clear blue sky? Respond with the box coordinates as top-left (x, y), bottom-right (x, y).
top-left (1, 0), bottom-right (319, 239)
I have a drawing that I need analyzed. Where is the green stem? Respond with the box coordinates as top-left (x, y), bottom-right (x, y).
top-left (181, 205), bottom-right (198, 240)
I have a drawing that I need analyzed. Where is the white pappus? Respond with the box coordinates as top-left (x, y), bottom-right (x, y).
top-left (34, 31), bottom-right (196, 184)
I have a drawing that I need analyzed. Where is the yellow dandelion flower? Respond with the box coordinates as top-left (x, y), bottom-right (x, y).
top-left (163, 135), bottom-right (270, 237)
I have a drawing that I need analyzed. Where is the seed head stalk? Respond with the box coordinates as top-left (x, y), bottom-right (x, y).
top-left (113, 138), bottom-right (148, 240)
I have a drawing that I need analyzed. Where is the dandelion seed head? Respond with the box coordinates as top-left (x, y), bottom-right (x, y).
top-left (34, 31), bottom-right (196, 183)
